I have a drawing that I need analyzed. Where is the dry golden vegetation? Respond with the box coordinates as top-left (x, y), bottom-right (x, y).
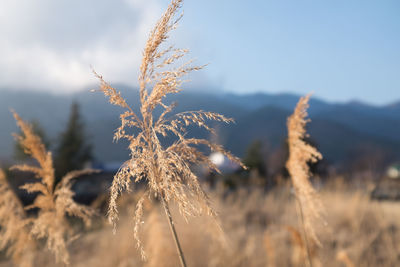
top-left (286, 94), bottom-right (326, 266)
top-left (1, 104), bottom-right (399, 266)
top-left (0, 0), bottom-right (398, 266)
top-left (0, 169), bottom-right (35, 267)
top-left (0, 186), bottom-right (398, 267)
top-left (3, 112), bottom-right (97, 266)
top-left (93, 0), bottom-right (244, 263)
top-left (1, 99), bottom-right (397, 267)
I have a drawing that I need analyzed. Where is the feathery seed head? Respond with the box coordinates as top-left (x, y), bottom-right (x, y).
top-left (286, 95), bottom-right (325, 246)
top-left (94, 0), bottom-right (245, 258)
top-left (11, 111), bottom-right (96, 265)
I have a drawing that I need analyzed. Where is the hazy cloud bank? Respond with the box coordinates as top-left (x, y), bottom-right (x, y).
top-left (0, 0), bottom-right (163, 92)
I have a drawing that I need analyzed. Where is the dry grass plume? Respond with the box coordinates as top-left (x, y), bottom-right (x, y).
top-left (0, 168), bottom-right (35, 267)
top-left (286, 95), bottom-right (325, 263)
top-left (10, 111), bottom-right (96, 265)
top-left (93, 0), bottom-right (245, 260)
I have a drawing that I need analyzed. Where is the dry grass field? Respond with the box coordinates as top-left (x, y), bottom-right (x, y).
top-left (0, 184), bottom-right (398, 267)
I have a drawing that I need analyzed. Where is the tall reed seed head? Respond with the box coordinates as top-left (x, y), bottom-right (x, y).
top-left (94, 0), bottom-right (245, 258)
top-left (0, 168), bottom-right (35, 267)
top-left (286, 95), bottom-right (325, 246)
top-left (10, 111), bottom-right (96, 265)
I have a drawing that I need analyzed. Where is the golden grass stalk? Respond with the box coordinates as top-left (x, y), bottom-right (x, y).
top-left (144, 205), bottom-right (177, 267)
top-left (286, 225), bottom-right (306, 266)
top-left (10, 111), bottom-right (96, 265)
top-left (93, 0), bottom-right (245, 263)
top-left (0, 168), bottom-right (35, 267)
top-left (336, 250), bottom-right (355, 267)
top-left (263, 231), bottom-right (276, 267)
top-left (286, 95), bottom-right (325, 267)
top-left (286, 225), bottom-right (320, 267)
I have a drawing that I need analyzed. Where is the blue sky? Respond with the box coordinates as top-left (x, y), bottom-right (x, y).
top-left (0, 0), bottom-right (399, 105)
top-left (179, 0), bottom-right (400, 105)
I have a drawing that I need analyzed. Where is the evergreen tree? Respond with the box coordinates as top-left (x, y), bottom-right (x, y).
top-left (55, 101), bottom-right (92, 179)
top-left (243, 140), bottom-right (267, 176)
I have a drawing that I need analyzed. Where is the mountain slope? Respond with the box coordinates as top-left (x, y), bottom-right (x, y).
top-left (1, 88), bottom-right (399, 166)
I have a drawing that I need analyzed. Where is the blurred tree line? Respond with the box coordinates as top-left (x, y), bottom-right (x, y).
top-left (13, 102), bottom-right (329, 191)
top-left (219, 138), bottom-right (328, 190)
top-left (14, 101), bottom-right (92, 182)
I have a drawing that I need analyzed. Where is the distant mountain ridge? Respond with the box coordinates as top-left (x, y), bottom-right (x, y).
top-left (1, 87), bottom-right (400, 166)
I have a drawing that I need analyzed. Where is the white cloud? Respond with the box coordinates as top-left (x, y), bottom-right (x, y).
top-left (0, 0), bottom-right (163, 92)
